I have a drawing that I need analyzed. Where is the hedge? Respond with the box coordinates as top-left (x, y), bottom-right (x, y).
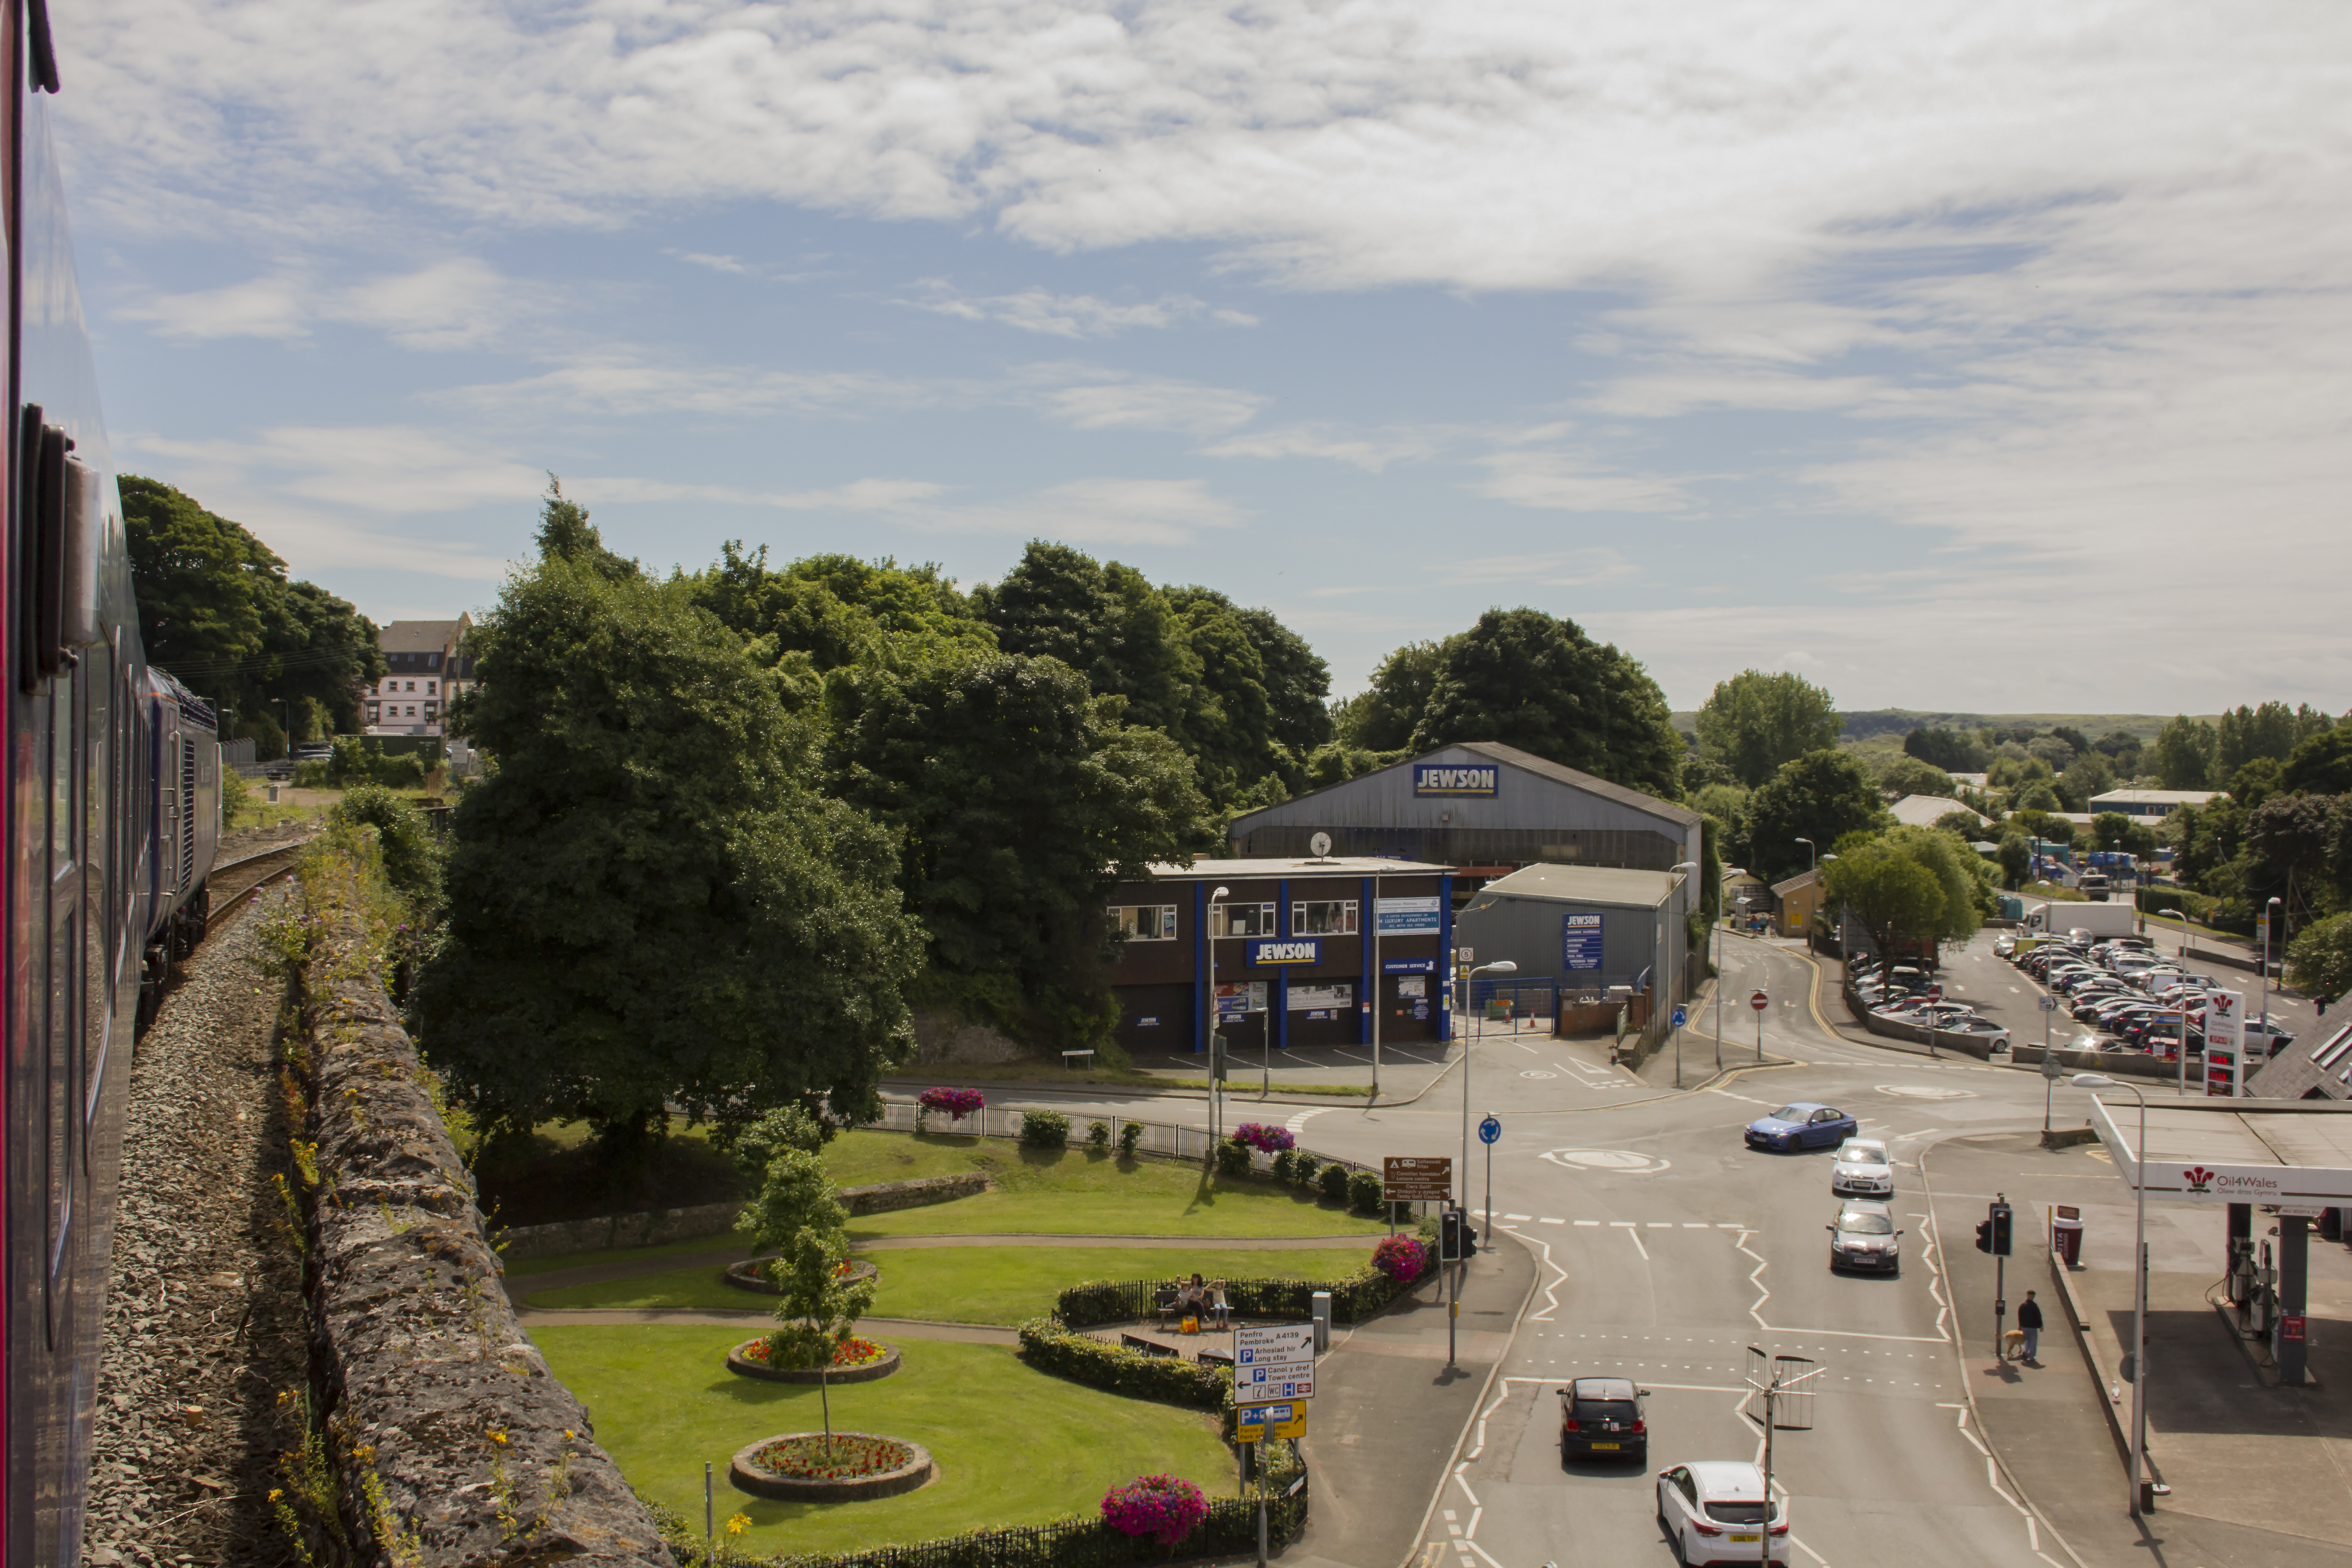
top-left (1014, 1318), bottom-right (1230, 1409)
top-left (1052, 1247), bottom-right (1438, 1333)
top-left (2136, 884), bottom-right (2254, 936)
top-left (1020, 1108), bottom-right (1071, 1149)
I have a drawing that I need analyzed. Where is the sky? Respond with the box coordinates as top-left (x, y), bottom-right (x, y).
top-left (51, 1), bottom-right (2352, 713)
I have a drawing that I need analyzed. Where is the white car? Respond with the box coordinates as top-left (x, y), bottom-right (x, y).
top-left (1830, 1138), bottom-right (1894, 1197)
top-left (1656, 1460), bottom-right (1789, 1565)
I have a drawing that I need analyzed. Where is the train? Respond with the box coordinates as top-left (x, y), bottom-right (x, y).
top-left (5, 6), bottom-right (225, 1563)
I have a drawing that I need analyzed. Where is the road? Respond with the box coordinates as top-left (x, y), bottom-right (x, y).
top-left (969, 931), bottom-right (2111, 1568)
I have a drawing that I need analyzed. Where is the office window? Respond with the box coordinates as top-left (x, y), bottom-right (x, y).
top-left (426, 681), bottom-right (436, 695)
top-left (1107, 905), bottom-right (1179, 941)
top-left (1208, 902), bottom-right (1277, 938)
top-left (1292, 900), bottom-right (1358, 936)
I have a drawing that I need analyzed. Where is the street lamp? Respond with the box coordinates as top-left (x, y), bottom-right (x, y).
top-left (1667, 862), bottom-right (1699, 1087)
top-left (1460, 959), bottom-right (1518, 1221)
top-left (2255, 895), bottom-right (2283, 1094)
top-left (2072, 1072), bottom-right (2149, 1516)
top-left (1207, 885), bottom-right (1230, 1143)
top-left (1820, 853), bottom-right (1840, 950)
top-left (1795, 837), bottom-right (1815, 877)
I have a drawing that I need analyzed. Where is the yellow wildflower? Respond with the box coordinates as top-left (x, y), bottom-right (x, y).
top-left (726, 1514), bottom-right (750, 1537)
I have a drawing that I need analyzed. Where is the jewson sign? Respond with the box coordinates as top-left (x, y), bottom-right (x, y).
top-left (1247, 938), bottom-right (1323, 966)
top-left (1562, 911), bottom-right (1604, 971)
top-left (1413, 764), bottom-right (1498, 797)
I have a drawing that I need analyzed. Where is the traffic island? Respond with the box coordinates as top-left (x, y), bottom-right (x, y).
top-left (729, 1432), bottom-right (936, 1502)
top-left (726, 1336), bottom-right (903, 1384)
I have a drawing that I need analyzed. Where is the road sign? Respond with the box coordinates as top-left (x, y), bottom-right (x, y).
top-left (1926, 985), bottom-right (1943, 1002)
top-left (2037, 995), bottom-right (2057, 1012)
top-left (2041, 1045), bottom-right (2064, 1079)
top-left (1671, 1005), bottom-right (1687, 1029)
top-left (1235, 1323), bottom-right (1316, 1405)
top-left (1478, 1115), bottom-right (1501, 1146)
top-left (1750, 990), bottom-right (1769, 1011)
top-left (1383, 1155), bottom-right (1453, 1202)
top-left (1236, 1402), bottom-right (1306, 1441)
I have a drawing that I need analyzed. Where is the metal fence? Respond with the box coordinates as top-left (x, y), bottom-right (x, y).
top-left (864, 1101), bottom-right (1371, 1178)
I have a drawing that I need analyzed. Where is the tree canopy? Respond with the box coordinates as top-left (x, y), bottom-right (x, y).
top-left (1903, 726), bottom-right (1988, 773)
top-left (416, 489), bottom-right (926, 1147)
top-left (2152, 715), bottom-right (2218, 789)
top-left (1333, 641), bottom-right (1443, 754)
top-left (1693, 670), bottom-right (1840, 788)
top-left (1408, 608), bottom-right (1682, 799)
top-left (1740, 750), bottom-right (1887, 882)
top-left (1821, 827), bottom-right (1987, 963)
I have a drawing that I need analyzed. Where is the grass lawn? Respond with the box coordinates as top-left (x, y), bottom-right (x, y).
top-left (505, 1229), bottom-right (757, 1279)
top-left (527, 1243), bottom-right (1375, 1320)
top-left (536, 1327), bottom-right (1231, 1557)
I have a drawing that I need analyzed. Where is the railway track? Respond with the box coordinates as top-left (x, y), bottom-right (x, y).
top-left (205, 841), bottom-right (310, 934)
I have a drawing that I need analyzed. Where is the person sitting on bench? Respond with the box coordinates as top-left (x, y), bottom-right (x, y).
top-left (1206, 1278), bottom-right (1230, 1328)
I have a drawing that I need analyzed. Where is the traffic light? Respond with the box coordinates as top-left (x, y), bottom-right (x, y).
top-left (1441, 1208), bottom-right (1466, 1262)
top-left (1975, 1201), bottom-right (2013, 1256)
top-left (1975, 1218), bottom-right (1993, 1254)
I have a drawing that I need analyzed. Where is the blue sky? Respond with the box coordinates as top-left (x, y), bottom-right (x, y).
top-left (55, 1), bottom-right (2352, 712)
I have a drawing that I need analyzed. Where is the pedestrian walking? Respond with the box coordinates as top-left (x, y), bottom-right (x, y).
top-left (2017, 1290), bottom-right (2044, 1364)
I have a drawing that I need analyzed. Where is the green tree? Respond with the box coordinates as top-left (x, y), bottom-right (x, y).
top-left (1903, 726), bottom-right (1989, 773)
top-left (1997, 832), bottom-right (2032, 889)
top-left (2228, 758), bottom-right (2283, 812)
top-left (2092, 812), bottom-right (2134, 852)
top-left (825, 653), bottom-right (1215, 1048)
top-left (2281, 724), bottom-right (2352, 797)
top-left (2092, 730), bottom-right (2145, 776)
top-left (1872, 754), bottom-right (1957, 800)
top-left (2288, 913), bottom-right (2352, 1001)
top-left (1820, 826), bottom-right (1986, 964)
top-left (2013, 779), bottom-right (2064, 814)
top-left (330, 784), bottom-right (440, 906)
top-left (1692, 670), bottom-right (1840, 789)
top-left (2055, 752), bottom-right (2114, 813)
top-left (1410, 608), bottom-right (1681, 799)
top-left (1741, 751), bottom-right (1887, 883)
top-left (416, 487), bottom-right (925, 1155)
top-left (741, 1147), bottom-right (876, 1448)
top-left (1334, 641), bottom-right (1445, 752)
top-left (2152, 715), bottom-right (2216, 789)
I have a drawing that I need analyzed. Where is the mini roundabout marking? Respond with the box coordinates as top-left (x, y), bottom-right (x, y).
top-left (1520, 1070), bottom-right (1558, 1079)
top-left (1539, 1149), bottom-right (1671, 1175)
top-left (1875, 1084), bottom-right (1977, 1100)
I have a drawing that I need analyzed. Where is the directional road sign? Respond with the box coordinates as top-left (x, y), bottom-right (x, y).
top-left (1671, 1005), bottom-right (1687, 1029)
top-left (1235, 1323), bottom-right (1316, 1405)
top-left (1236, 1402), bottom-right (1306, 1441)
top-left (2037, 995), bottom-right (2057, 1012)
top-left (1478, 1115), bottom-right (1501, 1146)
top-left (1750, 990), bottom-right (1769, 1011)
top-left (1383, 1156), bottom-right (1453, 1202)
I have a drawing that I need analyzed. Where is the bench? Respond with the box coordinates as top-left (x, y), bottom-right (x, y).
top-left (1196, 1347), bottom-right (1234, 1367)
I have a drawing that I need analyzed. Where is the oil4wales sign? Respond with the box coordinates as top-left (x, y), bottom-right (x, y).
top-left (1562, 912), bottom-right (1604, 971)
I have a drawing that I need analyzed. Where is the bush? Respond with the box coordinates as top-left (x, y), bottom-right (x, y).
top-left (1016, 1318), bottom-right (1228, 1409)
top-left (1290, 1152), bottom-right (1320, 1189)
top-left (1347, 1170), bottom-right (1383, 1215)
top-left (1118, 1121), bottom-right (1143, 1159)
top-left (1319, 1162), bottom-right (1351, 1202)
top-left (1086, 1119), bottom-right (1112, 1151)
top-left (1020, 1108), bottom-right (1071, 1150)
top-left (330, 783), bottom-right (441, 906)
top-left (1102, 1475), bottom-right (1210, 1547)
top-left (1214, 1137), bottom-right (1252, 1178)
top-left (2288, 912), bottom-right (2352, 1000)
top-left (1269, 1149), bottom-right (1297, 1183)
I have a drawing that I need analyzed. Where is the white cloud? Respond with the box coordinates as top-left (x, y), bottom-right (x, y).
top-left (1204, 422), bottom-right (1440, 473)
top-left (1473, 449), bottom-right (1690, 514)
top-left (117, 257), bottom-right (550, 350)
top-left (897, 282), bottom-right (1255, 338)
top-left (1017, 364), bottom-right (1265, 436)
top-left (443, 355), bottom-right (950, 419)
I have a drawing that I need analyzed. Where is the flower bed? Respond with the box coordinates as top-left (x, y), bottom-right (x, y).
top-left (723, 1256), bottom-right (878, 1295)
top-left (917, 1086), bottom-right (986, 1120)
top-left (726, 1335), bottom-right (902, 1386)
top-left (1231, 1122), bottom-right (1295, 1156)
top-left (1102, 1473), bottom-right (1210, 1546)
top-left (730, 1431), bottom-right (936, 1503)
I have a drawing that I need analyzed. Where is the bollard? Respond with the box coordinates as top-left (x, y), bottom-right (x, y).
top-left (1310, 1291), bottom-right (1332, 1353)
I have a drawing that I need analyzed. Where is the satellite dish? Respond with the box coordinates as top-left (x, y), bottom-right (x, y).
top-left (1309, 832), bottom-right (1333, 859)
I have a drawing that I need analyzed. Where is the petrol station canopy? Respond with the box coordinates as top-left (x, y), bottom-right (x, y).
top-left (2088, 1097), bottom-right (2352, 1206)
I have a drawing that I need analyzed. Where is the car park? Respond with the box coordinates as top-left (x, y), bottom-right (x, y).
top-left (1558, 1377), bottom-right (1649, 1462)
top-left (1940, 1017), bottom-right (2010, 1048)
top-left (1827, 1200), bottom-right (1903, 1274)
top-left (1993, 933), bottom-right (2019, 957)
top-left (1656, 1461), bottom-right (1789, 1566)
top-left (1745, 1103), bottom-right (1857, 1152)
top-left (1830, 1138), bottom-right (1894, 1197)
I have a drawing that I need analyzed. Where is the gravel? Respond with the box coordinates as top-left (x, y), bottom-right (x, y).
top-left (81, 891), bottom-right (309, 1568)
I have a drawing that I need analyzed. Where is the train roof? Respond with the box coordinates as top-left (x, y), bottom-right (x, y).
top-left (148, 666), bottom-right (217, 726)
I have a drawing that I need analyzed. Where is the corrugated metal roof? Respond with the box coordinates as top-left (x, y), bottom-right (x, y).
top-left (1771, 870), bottom-right (1818, 897)
top-left (1888, 794), bottom-right (1985, 828)
top-left (1141, 857), bottom-right (1452, 880)
top-left (1454, 742), bottom-right (1701, 827)
top-left (1466, 862), bottom-right (1682, 909)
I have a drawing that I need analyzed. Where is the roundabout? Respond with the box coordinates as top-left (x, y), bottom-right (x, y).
top-left (1539, 1148), bottom-right (1671, 1175)
top-left (1874, 1083), bottom-right (1977, 1100)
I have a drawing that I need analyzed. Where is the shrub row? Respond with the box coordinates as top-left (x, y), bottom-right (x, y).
top-left (2135, 884), bottom-right (2255, 936)
top-left (1014, 1318), bottom-right (1231, 1409)
top-left (1051, 1243), bottom-right (1440, 1332)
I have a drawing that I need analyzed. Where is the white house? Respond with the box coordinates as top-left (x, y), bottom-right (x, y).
top-left (364, 617), bottom-right (472, 738)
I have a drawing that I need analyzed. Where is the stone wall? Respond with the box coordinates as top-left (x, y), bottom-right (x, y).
top-left (293, 882), bottom-right (673, 1565)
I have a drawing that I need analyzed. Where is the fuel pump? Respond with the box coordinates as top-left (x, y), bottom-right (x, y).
top-left (2229, 1238), bottom-right (2257, 1312)
top-left (2249, 1239), bottom-right (2276, 1337)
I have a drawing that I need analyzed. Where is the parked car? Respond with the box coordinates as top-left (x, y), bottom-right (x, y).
top-left (1656, 1462), bottom-right (1789, 1566)
top-left (1827, 1200), bottom-right (1903, 1274)
top-left (1940, 1017), bottom-right (2011, 1048)
top-left (1559, 1377), bottom-right (1648, 1463)
top-left (1830, 1138), bottom-right (1894, 1197)
top-left (1746, 1103), bottom-right (1858, 1152)
top-left (1993, 934), bottom-right (2019, 958)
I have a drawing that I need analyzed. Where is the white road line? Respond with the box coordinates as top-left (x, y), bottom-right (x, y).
top-left (1575, 1219), bottom-right (1600, 1226)
top-left (1461, 1542), bottom-right (1508, 1568)
top-left (1465, 1505), bottom-right (1482, 1540)
top-left (1452, 1464), bottom-right (1480, 1509)
top-left (1284, 1107), bottom-right (1330, 1133)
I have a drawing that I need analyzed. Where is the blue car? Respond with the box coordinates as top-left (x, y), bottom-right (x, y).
top-left (1745, 1102), bottom-right (1857, 1153)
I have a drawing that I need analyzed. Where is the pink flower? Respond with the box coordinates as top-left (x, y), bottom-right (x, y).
top-left (1232, 1122), bottom-right (1296, 1154)
top-left (1372, 1235), bottom-right (1426, 1285)
top-left (1102, 1474), bottom-right (1210, 1545)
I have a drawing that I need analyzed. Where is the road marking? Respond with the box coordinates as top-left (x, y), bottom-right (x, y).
top-left (1451, 1463), bottom-right (1479, 1508)
top-left (1647, 1222), bottom-right (1675, 1229)
top-left (1538, 1216), bottom-right (1563, 1225)
top-left (1284, 1107), bottom-right (1330, 1133)
top-left (1574, 1219), bottom-right (1600, 1226)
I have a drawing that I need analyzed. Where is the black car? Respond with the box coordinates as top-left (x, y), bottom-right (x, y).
top-left (1559, 1377), bottom-right (1648, 1463)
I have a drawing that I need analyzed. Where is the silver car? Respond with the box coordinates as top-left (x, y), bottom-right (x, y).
top-left (1829, 1138), bottom-right (1894, 1197)
top-left (1827, 1200), bottom-right (1903, 1274)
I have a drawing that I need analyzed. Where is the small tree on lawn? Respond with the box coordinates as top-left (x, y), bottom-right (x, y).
top-left (742, 1148), bottom-right (876, 1456)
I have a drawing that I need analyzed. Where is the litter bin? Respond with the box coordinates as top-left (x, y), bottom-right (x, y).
top-left (2052, 1205), bottom-right (2084, 1267)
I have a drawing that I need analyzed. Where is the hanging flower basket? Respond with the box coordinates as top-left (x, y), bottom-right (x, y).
top-left (916, 1087), bottom-right (986, 1131)
top-left (1372, 1234), bottom-right (1426, 1285)
top-left (1102, 1473), bottom-right (1210, 1546)
top-left (1232, 1123), bottom-right (1296, 1155)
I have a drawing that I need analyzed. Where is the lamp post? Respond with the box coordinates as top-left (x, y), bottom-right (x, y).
top-left (1370, 868), bottom-right (1382, 1100)
top-left (2156, 907), bottom-right (2185, 1093)
top-left (1208, 885), bottom-right (1229, 1144)
top-left (1820, 853), bottom-right (1839, 951)
top-left (2255, 895), bottom-right (2283, 1094)
top-left (1667, 862), bottom-right (1699, 1086)
top-left (1460, 960), bottom-right (1517, 1221)
top-left (2160, 905), bottom-right (2186, 965)
top-left (2072, 1073), bottom-right (2149, 1516)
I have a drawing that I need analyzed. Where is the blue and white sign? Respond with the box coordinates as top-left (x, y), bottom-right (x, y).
top-left (1413, 764), bottom-right (1499, 797)
top-left (1382, 957), bottom-right (1438, 975)
top-left (1377, 895), bottom-right (1443, 934)
top-left (1671, 1006), bottom-right (1687, 1029)
top-left (1562, 911), bottom-right (1604, 971)
top-left (1247, 938), bottom-right (1323, 966)
top-left (1478, 1115), bottom-right (1501, 1146)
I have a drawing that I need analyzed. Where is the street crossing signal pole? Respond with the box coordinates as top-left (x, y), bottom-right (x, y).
top-left (1976, 1195), bottom-right (2014, 1361)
